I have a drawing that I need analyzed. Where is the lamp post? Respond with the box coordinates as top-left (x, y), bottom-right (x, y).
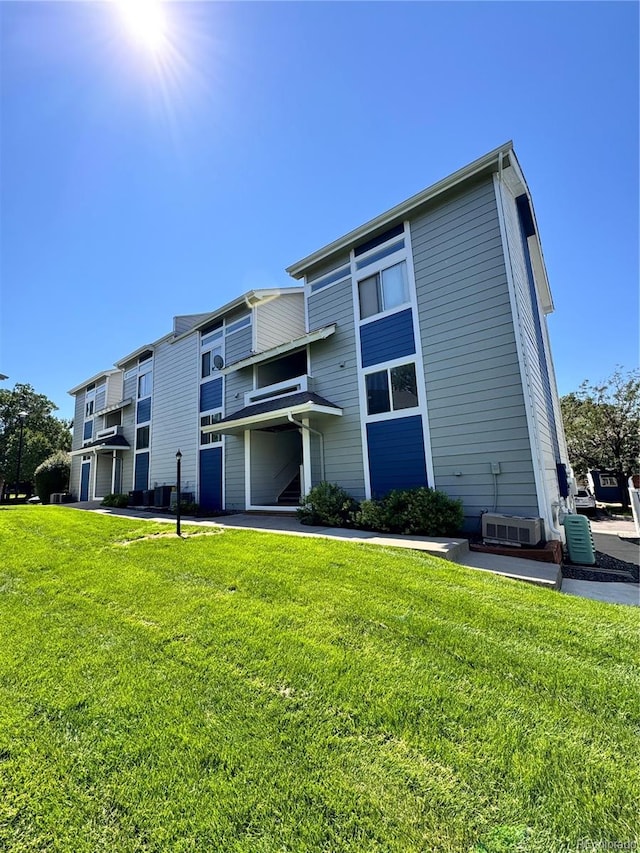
top-left (175, 450), bottom-right (182, 536)
top-left (15, 410), bottom-right (27, 501)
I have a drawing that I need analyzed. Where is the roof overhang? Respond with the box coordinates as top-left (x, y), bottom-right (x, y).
top-left (67, 369), bottom-right (121, 396)
top-left (171, 287), bottom-right (305, 344)
top-left (204, 401), bottom-right (343, 435)
top-left (70, 441), bottom-right (130, 456)
top-left (115, 344), bottom-right (156, 370)
top-left (95, 398), bottom-right (133, 418)
top-left (287, 141), bottom-right (515, 278)
top-left (222, 324), bottom-right (336, 373)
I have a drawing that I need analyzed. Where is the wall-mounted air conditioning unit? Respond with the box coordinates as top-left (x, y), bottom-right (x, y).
top-left (482, 513), bottom-right (544, 547)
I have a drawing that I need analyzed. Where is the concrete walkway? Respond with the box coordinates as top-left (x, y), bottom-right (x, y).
top-left (59, 503), bottom-right (640, 605)
top-left (589, 516), bottom-right (639, 566)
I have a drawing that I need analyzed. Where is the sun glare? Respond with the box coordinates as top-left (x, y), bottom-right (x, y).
top-left (117, 0), bottom-right (168, 53)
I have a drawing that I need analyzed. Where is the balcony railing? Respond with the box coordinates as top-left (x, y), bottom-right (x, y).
top-left (244, 375), bottom-right (312, 407)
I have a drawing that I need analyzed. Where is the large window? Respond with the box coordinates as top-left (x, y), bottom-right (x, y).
top-left (365, 362), bottom-right (418, 416)
top-left (136, 426), bottom-right (150, 449)
top-left (201, 327), bottom-right (224, 378)
top-left (200, 412), bottom-right (222, 445)
top-left (138, 371), bottom-right (152, 398)
top-left (358, 261), bottom-right (409, 320)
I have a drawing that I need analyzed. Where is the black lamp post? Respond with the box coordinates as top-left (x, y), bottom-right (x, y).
top-left (175, 450), bottom-right (182, 536)
top-left (15, 411), bottom-right (27, 501)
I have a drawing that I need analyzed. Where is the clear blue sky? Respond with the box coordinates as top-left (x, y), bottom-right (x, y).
top-left (1, 1), bottom-right (638, 422)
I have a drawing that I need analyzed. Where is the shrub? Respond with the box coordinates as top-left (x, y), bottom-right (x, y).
top-left (101, 493), bottom-right (129, 508)
top-left (297, 482), bottom-right (359, 527)
top-left (355, 487), bottom-right (463, 536)
top-left (34, 451), bottom-right (70, 505)
top-left (170, 501), bottom-right (200, 516)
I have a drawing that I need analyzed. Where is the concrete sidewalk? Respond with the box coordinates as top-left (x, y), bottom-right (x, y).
top-left (589, 516), bottom-right (639, 566)
top-left (60, 502), bottom-right (640, 604)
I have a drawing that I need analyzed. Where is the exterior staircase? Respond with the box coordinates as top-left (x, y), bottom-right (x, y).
top-left (277, 471), bottom-right (301, 506)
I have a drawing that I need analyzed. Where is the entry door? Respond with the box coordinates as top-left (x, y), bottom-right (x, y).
top-left (80, 461), bottom-right (91, 502)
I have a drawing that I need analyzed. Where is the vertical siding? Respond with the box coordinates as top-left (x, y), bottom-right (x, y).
top-left (149, 335), bottom-right (199, 490)
top-left (255, 293), bottom-right (305, 352)
top-left (224, 367), bottom-right (253, 509)
top-left (500, 183), bottom-right (560, 515)
top-left (410, 178), bottom-right (538, 527)
top-left (307, 278), bottom-right (366, 500)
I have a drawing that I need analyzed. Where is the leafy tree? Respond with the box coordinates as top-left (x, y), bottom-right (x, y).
top-left (560, 368), bottom-right (639, 506)
top-left (0, 384), bottom-right (71, 496)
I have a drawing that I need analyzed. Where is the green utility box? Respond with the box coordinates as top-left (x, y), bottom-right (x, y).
top-left (562, 514), bottom-right (597, 566)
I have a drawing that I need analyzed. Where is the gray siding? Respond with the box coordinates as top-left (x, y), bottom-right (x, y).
top-left (410, 178), bottom-right (538, 525)
top-left (225, 325), bottom-right (252, 365)
top-left (150, 335), bottom-right (199, 490)
top-left (121, 377), bottom-right (137, 492)
top-left (174, 313), bottom-right (211, 336)
top-left (95, 454), bottom-right (112, 498)
top-left (223, 367), bottom-right (253, 509)
top-left (255, 293), bottom-right (305, 352)
top-left (306, 252), bottom-right (351, 284)
top-left (95, 382), bottom-right (106, 414)
top-left (72, 393), bottom-right (84, 451)
top-left (307, 278), bottom-right (366, 500)
top-left (106, 373), bottom-right (123, 408)
top-left (500, 181), bottom-right (561, 517)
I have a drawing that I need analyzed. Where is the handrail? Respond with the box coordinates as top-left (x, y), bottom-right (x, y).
top-left (273, 453), bottom-right (301, 480)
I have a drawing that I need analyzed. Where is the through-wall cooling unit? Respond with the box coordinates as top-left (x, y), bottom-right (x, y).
top-left (482, 513), bottom-right (543, 547)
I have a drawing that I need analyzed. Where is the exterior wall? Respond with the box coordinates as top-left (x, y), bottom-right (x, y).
top-left (410, 178), bottom-right (539, 527)
top-left (255, 293), bottom-right (305, 352)
top-left (497, 178), bottom-right (567, 531)
top-left (121, 370), bottom-right (137, 492)
top-left (224, 367), bottom-right (253, 510)
top-left (173, 313), bottom-right (211, 336)
top-left (94, 453), bottom-right (112, 498)
top-left (249, 429), bottom-right (300, 505)
top-left (95, 381), bottom-right (107, 414)
top-left (106, 373), bottom-right (123, 408)
top-left (226, 323), bottom-right (252, 365)
top-left (150, 334), bottom-right (199, 491)
top-left (307, 278), bottom-right (366, 500)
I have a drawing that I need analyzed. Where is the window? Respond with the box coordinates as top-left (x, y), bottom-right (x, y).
top-left (136, 426), bottom-right (150, 449)
top-left (599, 474), bottom-right (618, 488)
top-left (365, 363), bottom-right (418, 416)
top-left (138, 371), bottom-right (152, 398)
top-left (85, 386), bottom-right (96, 418)
top-left (105, 411), bottom-right (122, 428)
top-left (85, 399), bottom-right (94, 417)
top-left (200, 412), bottom-right (222, 445)
top-left (201, 328), bottom-right (224, 378)
top-left (226, 314), bottom-right (251, 335)
top-left (358, 261), bottom-right (409, 319)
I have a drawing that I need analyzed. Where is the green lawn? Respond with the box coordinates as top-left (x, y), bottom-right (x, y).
top-left (0, 507), bottom-right (638, 852)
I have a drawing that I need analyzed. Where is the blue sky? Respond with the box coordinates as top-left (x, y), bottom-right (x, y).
top-left (1, 1), bottom-right (638, 422)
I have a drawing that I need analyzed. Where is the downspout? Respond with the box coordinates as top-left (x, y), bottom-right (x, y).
top-left (287, 413), bottom-right (325, 483)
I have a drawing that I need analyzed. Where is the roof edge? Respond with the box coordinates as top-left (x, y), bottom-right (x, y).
top-left (286, 141), bottom-right (514, 278)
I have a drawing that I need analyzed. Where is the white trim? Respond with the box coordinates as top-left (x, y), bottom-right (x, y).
top-left (245, 505), bottom-right (300, 513)
top-left (493, 173), bottom-right (549, 527)
top-left (403, 220), bottom-right (436, 489)
top-left (351, 247), bottom-right (372, 499)
top-left (301, 417), bottom-right (312, 496)
top-left (358, 300), bottom-right (413, 329)
top-left (365, 406), bottom-right (422, 425)
top-left (244, 374), bottom-right (310, 406)
top-left (67, 369), bottom-right (120, 396)
top-left (244, 430), bottom-right (251, 508)
top-left (204, 401), bottom-right (343, 435)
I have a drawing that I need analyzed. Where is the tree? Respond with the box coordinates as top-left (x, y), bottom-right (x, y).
top-left (0, 384), bottom-right (72, 497)
top-left (560, 368), bottom-right (639, 506)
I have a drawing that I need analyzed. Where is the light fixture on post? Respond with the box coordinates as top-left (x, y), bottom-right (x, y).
top-left (15, 411), bottom-right (28, 501)
top-left (175, 450), bottom-right (182, 536)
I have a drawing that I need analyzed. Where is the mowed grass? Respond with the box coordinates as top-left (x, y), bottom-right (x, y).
top-left (0, 508), bottom-right (638, 853)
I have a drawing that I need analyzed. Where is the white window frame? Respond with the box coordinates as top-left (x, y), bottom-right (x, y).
top-left (225, 313), bottom-right (251, 336)
top-left (200, 327), bottom-right (224, 379)
top-left (356, 250), bottom-right (411, 325)
top-left (199, 410), bottom-right (223, 447)
top-left (362, 357), bottom-right (421, 422)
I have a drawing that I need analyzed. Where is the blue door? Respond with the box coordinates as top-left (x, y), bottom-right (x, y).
top-left (200, 447), bottom-right (223, 510)
top-left (80, 461), bottom-right (91, 502)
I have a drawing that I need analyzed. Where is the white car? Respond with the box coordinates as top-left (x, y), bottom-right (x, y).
top-left (574, 489), bottom-right (596, 514)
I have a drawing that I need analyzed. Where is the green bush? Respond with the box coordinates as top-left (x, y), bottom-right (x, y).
top-left (297, 482), bottom-right (359, 527)
top-left (34, 451), bottom-right (70, 505)
top-left (355, 487), bottom-right (463, 536)
top-left (101, 493), bottom-right (129, 508)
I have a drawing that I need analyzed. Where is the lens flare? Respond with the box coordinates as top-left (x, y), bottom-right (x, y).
top-left (117, 0), bottom-right (168, 53)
